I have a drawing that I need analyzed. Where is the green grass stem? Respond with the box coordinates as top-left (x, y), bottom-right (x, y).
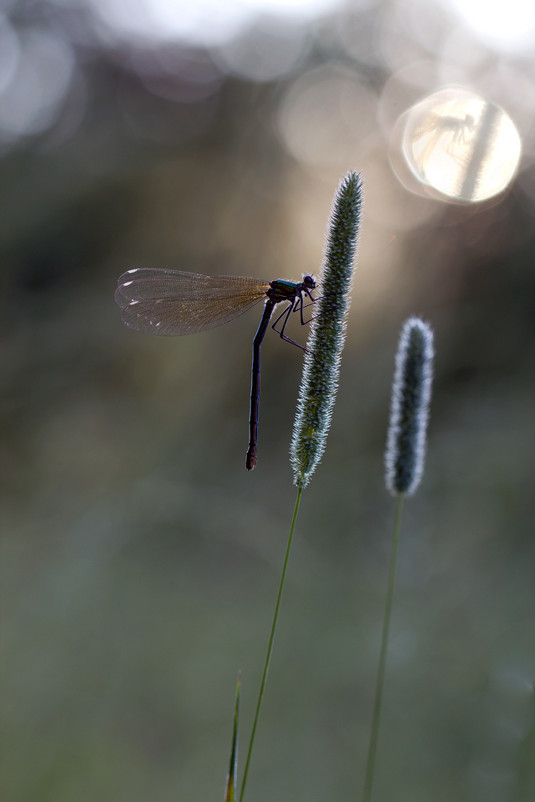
top-left (362, 493), bottom-right (405, 802)
top-left (238, 485), bottom-right (303, 802)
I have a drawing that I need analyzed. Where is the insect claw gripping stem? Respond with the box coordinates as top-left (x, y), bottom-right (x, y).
top-left (246, 275), bottom-right (317, 470)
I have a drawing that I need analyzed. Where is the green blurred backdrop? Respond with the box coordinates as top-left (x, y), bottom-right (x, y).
top-left (1, 1), bottom-right (534, 801)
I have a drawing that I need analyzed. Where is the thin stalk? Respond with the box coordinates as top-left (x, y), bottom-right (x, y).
top-left (362, 493), bottom-right (405, 802)
top-left (239, 486), bottom-right (303, 802)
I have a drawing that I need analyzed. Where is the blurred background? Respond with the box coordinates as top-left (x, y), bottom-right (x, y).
top-left (1, 0), bottom-right (534, 800)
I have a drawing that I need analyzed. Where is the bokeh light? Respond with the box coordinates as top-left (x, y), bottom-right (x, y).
top-left (390, 88), bottom-right (522, 202)
top-left (89, 0), bottom-right (342, 45)
top-left (446, 0), bottom-right (535, 52)
top-left (276, 65), bottom-right (378, 167)
top-left (211, 16), bottom-right (309, 82)
top-left (0, 25), bottom-right (74, 143)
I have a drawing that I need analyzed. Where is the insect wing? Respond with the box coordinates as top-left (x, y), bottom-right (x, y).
top-left (115, 268), bottom-right (269, 336)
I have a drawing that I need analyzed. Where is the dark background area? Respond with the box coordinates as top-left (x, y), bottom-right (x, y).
top-left (1, 1), bottom-right (534, 801)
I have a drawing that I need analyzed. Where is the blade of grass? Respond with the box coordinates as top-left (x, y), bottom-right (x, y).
top-left (362, 494), bottom-right (404, 802)
top-left (238, 486), bottom-right (303, 802)
top-left (224, 672), bottom-right (241, 802)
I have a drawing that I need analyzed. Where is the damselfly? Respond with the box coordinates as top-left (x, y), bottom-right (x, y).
top-left (115, 268), bottom-right (316, 470)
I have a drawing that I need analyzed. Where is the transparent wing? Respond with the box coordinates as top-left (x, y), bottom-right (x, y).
top-left (115, 268), bottom-right (269, 336)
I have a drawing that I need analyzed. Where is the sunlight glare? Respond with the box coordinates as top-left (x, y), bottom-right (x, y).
top-left (447, 0), bottom-right (535, 52)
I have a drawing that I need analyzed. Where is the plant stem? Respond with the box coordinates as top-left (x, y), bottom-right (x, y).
top-left (362, 493), bottom-right (405, 802)
top-left (239, 486), bottom-right (303, 802)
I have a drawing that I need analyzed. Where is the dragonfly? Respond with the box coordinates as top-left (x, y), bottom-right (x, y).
top-left (115, 268), bottom-right (317, 470)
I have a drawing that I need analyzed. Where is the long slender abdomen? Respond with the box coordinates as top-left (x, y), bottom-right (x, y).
top-left (246, 300), bottom-right (274, 470)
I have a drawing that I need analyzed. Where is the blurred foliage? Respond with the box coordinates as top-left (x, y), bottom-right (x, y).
top-left (1, 2), bottom-right (535, 801)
